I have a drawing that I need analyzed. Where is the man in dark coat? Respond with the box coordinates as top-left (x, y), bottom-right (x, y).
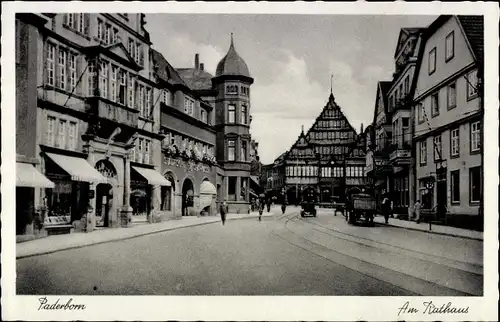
top-left (219, 200), bottom-right (227, 225)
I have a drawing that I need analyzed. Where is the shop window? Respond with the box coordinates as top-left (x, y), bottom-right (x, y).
top-left (240, 177), bottom-right (247, 201)
top-left (228, 177), bottom-right (237, 201)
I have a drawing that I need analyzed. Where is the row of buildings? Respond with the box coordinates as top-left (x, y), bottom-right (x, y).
top-left (15, 13), bottom-right (261, 237)
top-left (262, 15), bottom-right (483, 230)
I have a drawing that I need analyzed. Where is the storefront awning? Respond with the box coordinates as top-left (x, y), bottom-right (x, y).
top-left (132, 166), bottom-right (171, 186)
top-left (45, 153), bottom-right (107, 184)
top-left (250, 175), bottom-right (260, 186)
top-left (16, 162), bottom-right (55, 188)
top-left (200, 181), bottom-right (216, 194)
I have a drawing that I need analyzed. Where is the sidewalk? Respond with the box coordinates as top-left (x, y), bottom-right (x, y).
top-left (372, 215), bottom-right (483, 241)
top-left (16, 211), bottom-right (274, 259)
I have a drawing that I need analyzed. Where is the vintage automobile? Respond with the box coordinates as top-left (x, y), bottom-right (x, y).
top-left (346, 191), bottom-right (376, 225)
top-left (300, 187), bottom-right (317, 218)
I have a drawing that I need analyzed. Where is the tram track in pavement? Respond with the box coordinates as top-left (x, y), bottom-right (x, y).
top-left (296, 216), bottom-right (483, 275)
top-left (271, 211), bottom-right (478, 296)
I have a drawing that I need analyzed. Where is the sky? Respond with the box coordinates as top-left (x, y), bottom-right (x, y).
top-left (146, 14), bottom-right (437, 165)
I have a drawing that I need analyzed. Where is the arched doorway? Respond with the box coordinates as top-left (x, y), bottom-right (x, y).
top-left (95, 160), bottom-right (117, 228)
top-left (182, 178), bottom-right (194, 216)
top-left (200, 178), bottom-right (217, 216)
top-left (161, 172), bottom-right (175, 212)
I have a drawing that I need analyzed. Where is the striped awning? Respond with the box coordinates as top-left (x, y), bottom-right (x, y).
top-left (45, 153), bottom-right (107, 184)
top-left (16, 162), bottom-right (55, 188)
top-left (132, 166), bottom-right (171, 186)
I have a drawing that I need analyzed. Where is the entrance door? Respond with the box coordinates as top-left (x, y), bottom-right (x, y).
top-left (96, 183), bottom-right (113, 227)
top-left (436, 180), bottom-right (447, 220)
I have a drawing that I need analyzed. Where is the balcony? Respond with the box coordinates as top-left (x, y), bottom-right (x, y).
top-left (86, 97), bottom-right (139, 128)
top-left (389, 143), bottom-right (411, 166)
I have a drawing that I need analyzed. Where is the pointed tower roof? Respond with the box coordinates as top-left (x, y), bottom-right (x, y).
top-left (215, 33), bottom-right (251, 78)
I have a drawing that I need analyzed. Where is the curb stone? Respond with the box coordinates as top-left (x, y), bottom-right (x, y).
top-left (375, 220), bottom-right (483, 241)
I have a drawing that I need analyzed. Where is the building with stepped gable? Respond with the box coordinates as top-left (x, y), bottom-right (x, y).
top-left (271, 93), bottom-right (369, 205)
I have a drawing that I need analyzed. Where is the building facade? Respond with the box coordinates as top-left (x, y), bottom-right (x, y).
top-left (365, 28), bottom-right (424, 215)
top-left (282, 93), bottom-right (368, 205)
top-left (411, 15), bottom-right (483, 228)
top-left (152, 49), bottom-right (218, 219)
top-left (15, 13), bottom-right (180, 236)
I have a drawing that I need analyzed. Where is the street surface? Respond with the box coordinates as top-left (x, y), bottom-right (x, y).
top-left (17, 207), bottom-right (483, 296)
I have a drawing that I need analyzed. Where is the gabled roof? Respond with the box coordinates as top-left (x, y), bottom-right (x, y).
top-left (457, 15), bottom-right (484, 63)
top-left (177, 68), bottom-right (214, 91)
top-left (394, 27), bottom-right (423, 58)
top-left (372, 81), bottom-right (392, 124)
top-left (151, 49), bottom-right (190, 88)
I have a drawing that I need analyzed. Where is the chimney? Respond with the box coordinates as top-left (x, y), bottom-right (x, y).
top-left (194, 53), bottom-right (199, 70)
top-left (200, 63), bottom-right (204, 71)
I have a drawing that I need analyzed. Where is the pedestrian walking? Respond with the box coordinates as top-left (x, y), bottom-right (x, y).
top-left (281, 199), bottom-right (287, 214)
top-left (390, 200), bottom-right (394, 218)
top-left (382, 196), bottom-right (391, 224)
top-left (414, 199), bottom-right (422, 223)
top-left (258, 198), bottom-right (265, 221)
top-left (219, 200), bottom-right (227, 225)
top-left (266, 198), bottom-right (271, 213)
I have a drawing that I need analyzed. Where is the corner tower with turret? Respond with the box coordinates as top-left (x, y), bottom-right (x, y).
top-left (213, 34), bottom-right (254, 213)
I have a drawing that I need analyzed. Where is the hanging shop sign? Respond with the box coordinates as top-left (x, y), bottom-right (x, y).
top-left (164, 157), bottom-right (211, 174)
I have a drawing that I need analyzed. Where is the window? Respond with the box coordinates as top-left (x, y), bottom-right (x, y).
top-left (58, 120), bottom-right (66, 149)
top-left (469, 167), bottom-right (481, 203)
top-left (118, 70), bottom-right (126, 105)
top-left (68, 121), bottom-right (77, 150)
top-left (110, 66), bottom-right (117, 102)
top-left (46, 116), bottom-right (56, 146)
top-left (227, 140), bottom-right (236, 161)
top-left (112, 27), bottom-right (119, 43)
top-left (128, 38), bottom-right (135, 58)
top-left (201, 109), bottom-right (207, 123)
top-left (447, 82), bottom-right (456, 109)
top-left (428, 47), bottom-right (436, 74)
top-left (145, 87), bottom-right (151, 118)
top-left (451, 170), bottom-right (460, 204)
top-left (431, 92), bottom-right (439, 117)
top-left (228, 177), bottom-right (237, 201)
top-left (162, 89), bottom-right (171, 105)
top-left (137, 138), bottom-right (144, 163)
top-left (58, 48), bottom-right (67, 90)
top-left (99, 60), bottom-right (109, 99)
top-left (433, 135), bottom-right (442, 161)
top-left (467, 70), bottom-right (478, 99)
top-left (417, 102), bottom-right (424, 123)
top-left (450, 128), bottom-right (459, 157)
top-left (127, 74), bottom-right (135, 108)
top-left (183, 97), bottom-right (194, 116)
top-left (78, 14), bottom-right (85, 34)
top-left (226, 85), bottom-right (237, 95)
top-left (144, 140), bottom-right (150, 164)
top-left (241, 105), bottom-right (248, 124)
top-left (228, 105), bottom-right (236, 123)
top-left (105, 23), bottom-right (111, 44)
top-left (404, 76), bottom-right (410, 96)
top-left (46, 43), bottom-right (55, 86)
top-left (241, 141), bottom-right (247, 161)
top-left (97, 19), bottom-right (104, 41)
top-left (445, 31), bottom-right (454, 62)
top-left (419, 140), bottom-right (427, 165)
top-left (87, 59), bottom-right (96, 96)
top-left (138, 85), bottom-right (145, 116)
top-left (470, 121), bottom-right (481, 152)
top-left (64, 52), bottom-right (76, 92)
